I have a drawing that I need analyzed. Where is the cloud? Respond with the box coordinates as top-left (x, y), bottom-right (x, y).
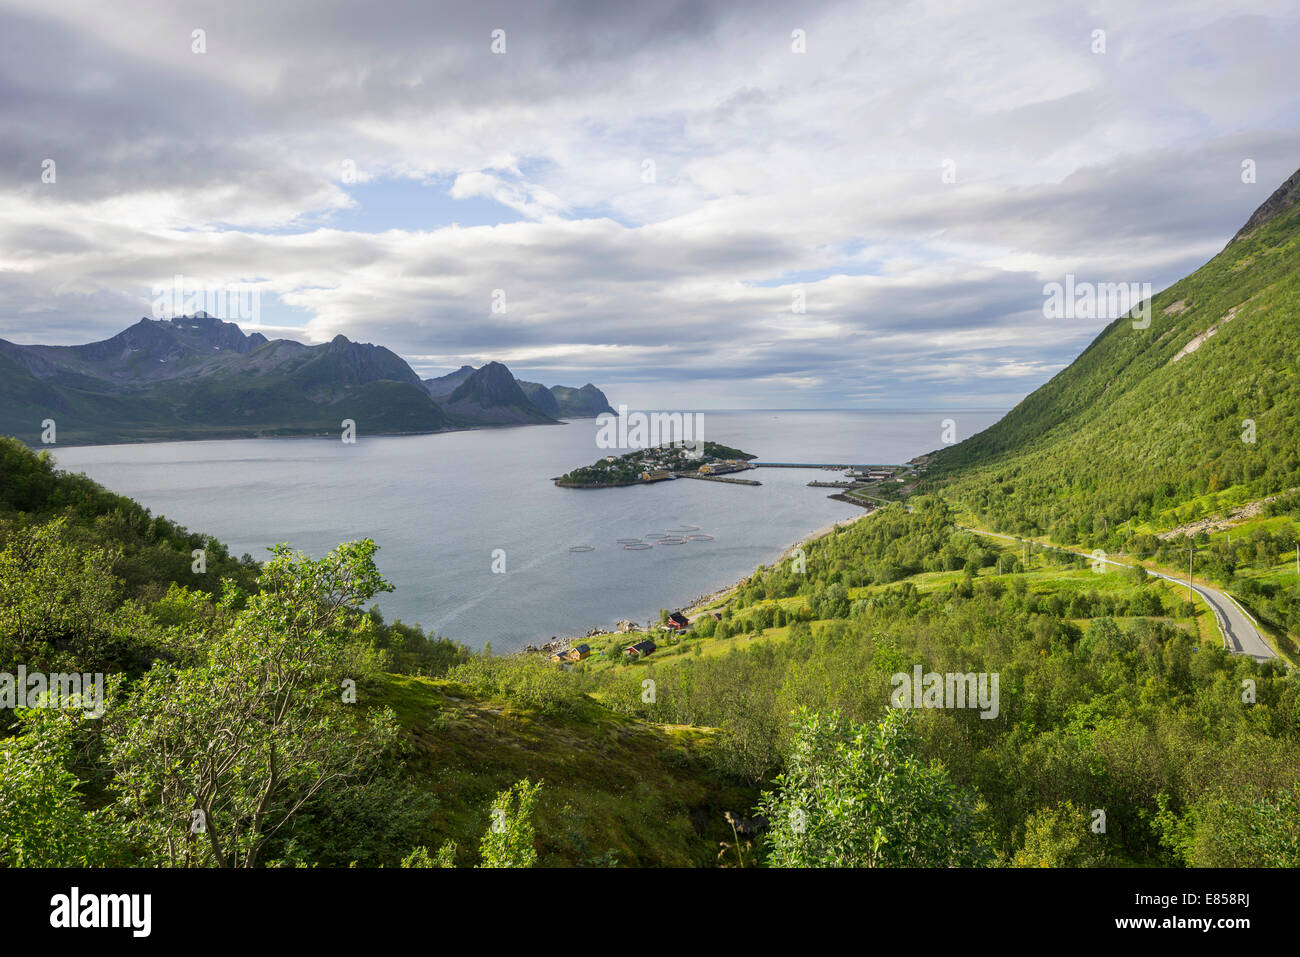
top-left (0, 0), bottom-right (1297, 409)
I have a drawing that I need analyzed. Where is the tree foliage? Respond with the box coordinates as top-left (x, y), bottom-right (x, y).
top-left (757, 709), bottom-right (987, 867)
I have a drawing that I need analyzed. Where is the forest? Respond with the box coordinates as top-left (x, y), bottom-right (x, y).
top-left (2, 435), bottom-right (1296, 867)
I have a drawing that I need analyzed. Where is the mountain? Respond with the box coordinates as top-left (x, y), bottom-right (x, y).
top-left (0, 312), bottom-right (269, 389)
top-left (427, 365), bottom-right (616, 420)
top-left (926, 165), bottom-right (1300, 544)
top-left (441, 361), bottom-right (560, 426)
top-left (517, 379), bottom-right (562, 416)
top-left (422, 365), bottom-right (477, 399)
top-left (0, 314), bottom-right (451, 445)
top-left (548, 383), bottom-right (616, 417)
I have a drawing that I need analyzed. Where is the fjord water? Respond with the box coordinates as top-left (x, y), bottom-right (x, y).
top-left (54, 410), bottom-right (1004, 651)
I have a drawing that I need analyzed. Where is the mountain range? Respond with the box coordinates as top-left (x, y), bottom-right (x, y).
top-left (0, 316), bottom-right (615, 445)
top-left (422, 364), bottom-right (614, 423)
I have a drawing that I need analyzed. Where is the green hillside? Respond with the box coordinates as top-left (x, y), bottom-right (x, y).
top-left (369, 672), bottom-right (751, 867)
top-left (574, 500), bottom-right (1299, 866)
top-left (927, 169), bottom-right (1300, 545)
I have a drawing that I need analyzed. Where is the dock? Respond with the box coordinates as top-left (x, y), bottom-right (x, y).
top-left (750, 462), bottom-right (905, 470)
top-left (675, 472), bottom-right (762, 486)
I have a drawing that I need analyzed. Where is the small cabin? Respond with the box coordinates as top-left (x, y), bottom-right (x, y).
top-left (624, 639), bottom-right (657, 658)
top-left (570, 643), bottom-right (591, 661)
top-left (666, 612), bottom-right (690, 631)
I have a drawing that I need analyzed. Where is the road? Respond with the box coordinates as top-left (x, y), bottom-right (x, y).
top-left (962, 527), bottom-right (1278, 663)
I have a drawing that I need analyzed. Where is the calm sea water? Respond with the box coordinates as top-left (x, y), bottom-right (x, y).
top-left (53, 410), bottom-right (1004, 651)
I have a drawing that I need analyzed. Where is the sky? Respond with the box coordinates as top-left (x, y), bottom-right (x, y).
top-left (2, 0), bottom-right (1299, 410)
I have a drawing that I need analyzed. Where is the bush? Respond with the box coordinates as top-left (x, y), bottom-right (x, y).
top-left (1013, 802), bottom-right (1110, 867)
top-left (447, 656), bottom-right (587, 715)
top-left (757, 709), bottom-right (989, 867)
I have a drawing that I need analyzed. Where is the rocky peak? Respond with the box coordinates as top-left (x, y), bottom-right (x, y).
top-left (1230, 165), bottom-right (1300, 245)
top-left (449, 361), bottom-right (532, 407)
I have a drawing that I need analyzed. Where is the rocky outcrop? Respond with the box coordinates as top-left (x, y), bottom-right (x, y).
top-left (1230, 166), bottom-right (1300, 245)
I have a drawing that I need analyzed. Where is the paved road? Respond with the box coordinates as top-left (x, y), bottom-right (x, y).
top-left (962, 527), bottom-right (1278, 663)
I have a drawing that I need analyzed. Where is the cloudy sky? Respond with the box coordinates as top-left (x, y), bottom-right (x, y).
top-left (2, 0), bottom-right (1298, 410)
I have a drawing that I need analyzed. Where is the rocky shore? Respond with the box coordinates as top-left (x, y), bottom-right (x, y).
top-left (519, 624), bottom-right (613, 658)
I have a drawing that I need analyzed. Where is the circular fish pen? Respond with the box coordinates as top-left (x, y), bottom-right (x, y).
top-left (568, 545), bottom-right (596, 552)
top-left (658, 537), bottom-right (687, 545)
top-left (671, 524), bottom-right (702, 532)
top-left (623, 542), bottom-right (653, 550)
top-left (686, 534), bottom-right (715, 541)
top-left (644, 532), bottom-right (673, 540)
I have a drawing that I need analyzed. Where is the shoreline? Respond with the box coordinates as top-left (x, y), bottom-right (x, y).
top-left (525, 502), bottom-right (880, 656)
top-left (683, 505), bottom-right (878, 617)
